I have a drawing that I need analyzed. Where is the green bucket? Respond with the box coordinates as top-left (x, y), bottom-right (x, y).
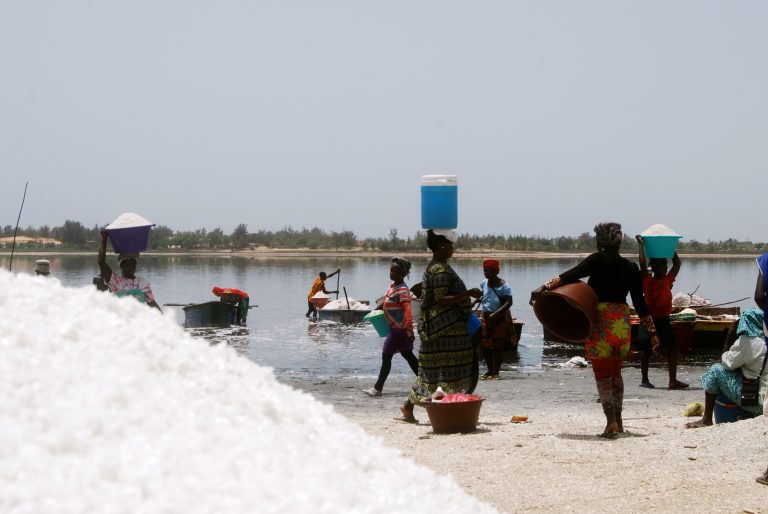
top-left (363, 310), bottom-right (390, 337)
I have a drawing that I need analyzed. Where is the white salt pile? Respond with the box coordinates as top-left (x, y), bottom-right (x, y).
top-left (641, 224), bottom-right (679, 236)
top-left (0, 271), bottom-right (496, 514)
top-left (672, 292), bottom-right (712, 307)
top-left (105, 212), bottom-right (154, 229)
top-left (321, 298), bottom-right (370, 311)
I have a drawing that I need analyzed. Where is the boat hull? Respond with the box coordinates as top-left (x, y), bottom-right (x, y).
top-left (183, 301), bottom-right (243, 328)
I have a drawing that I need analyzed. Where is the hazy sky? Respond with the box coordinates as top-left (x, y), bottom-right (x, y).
top-left (2, 1), bottom-right (766, 242)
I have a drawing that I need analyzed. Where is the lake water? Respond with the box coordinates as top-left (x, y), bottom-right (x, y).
top-left (3, 254), bottom-right (761, 378)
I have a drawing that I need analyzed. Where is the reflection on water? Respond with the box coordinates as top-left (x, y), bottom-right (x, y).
top-left (188, 326), bottom-right (251, 354)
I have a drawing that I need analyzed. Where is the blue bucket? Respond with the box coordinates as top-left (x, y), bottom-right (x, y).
top-left (642, 235), bottom-right (682, 259)
top-left (467, 311), bottom-right (481, 336)
top-left (713, 395), bottom-right (755, 424)
top-left (421, 175), bottom-right (457, 229)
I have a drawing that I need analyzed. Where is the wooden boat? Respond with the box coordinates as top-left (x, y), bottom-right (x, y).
top-left (543, 305), bottom-right (739, 354)
top-left (317, 300), bottom-right (372, 323)
top-left (183, 301), bottom-right (245, 328)
top-left (181, 287), bottom-right (250, 328)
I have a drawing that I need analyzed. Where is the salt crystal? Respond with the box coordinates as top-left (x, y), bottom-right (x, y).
top-left (641, 224), bottom-right (679, 236)
top-left (105, 212), bottom-right (154, 229)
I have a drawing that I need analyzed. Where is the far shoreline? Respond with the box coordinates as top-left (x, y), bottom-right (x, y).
top-left (0, 249), bottom-right (761, 260)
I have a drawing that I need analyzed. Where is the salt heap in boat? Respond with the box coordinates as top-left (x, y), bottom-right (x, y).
top-left (322, 297), bottom-right (369, 310)
top-left (0, 270), bottom-right (496, 514)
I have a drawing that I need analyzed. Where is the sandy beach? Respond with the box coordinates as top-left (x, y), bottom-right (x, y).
top-left (281, 364), bottom-right (768, 513)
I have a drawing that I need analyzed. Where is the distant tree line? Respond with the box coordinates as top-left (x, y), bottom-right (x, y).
top-left (2, 221), bottom-right (767, 255)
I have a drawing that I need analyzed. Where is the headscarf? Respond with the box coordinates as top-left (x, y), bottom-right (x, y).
top-left (594, 222), bottom-right (623, 249)
top-left (736, 307), bottom-right (764, 337)
top-left (391, 257), bottom-right (411, 277)
top-left (482, 259), bottom-right (500, 272)
top-left (118, 253), bottom-right (139, 265)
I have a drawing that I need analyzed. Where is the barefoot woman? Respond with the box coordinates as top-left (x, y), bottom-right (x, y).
top-left (530, 222), bottom-right (658, 438)
top-left (396, 229), bottom-right (481, 423)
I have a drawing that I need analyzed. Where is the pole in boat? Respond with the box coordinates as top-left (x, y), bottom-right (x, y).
top-left (8, 182), bottom-right (29, 272)
top-left (336, 270), bottom-right (340, 300)
top-left (343, 286), bottom-right (351, 310)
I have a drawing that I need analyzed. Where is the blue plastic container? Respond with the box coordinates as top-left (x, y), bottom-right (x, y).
top-left (467, 311), bottom-right (481, 336)
top-left (421, 175), bottom-right (457, 229)
top-left (642, 235), bottom-right (682, 259)
top-left (713, 395), bottom-right (755, 424)
top-left (363, 310), bottom-right (390, 337)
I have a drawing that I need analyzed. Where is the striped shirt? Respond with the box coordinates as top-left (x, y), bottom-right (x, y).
top-left (382, 281), bottom-right (414, 337)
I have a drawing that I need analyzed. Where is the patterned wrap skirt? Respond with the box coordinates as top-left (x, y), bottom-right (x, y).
top-left (585, 302), bottom-right (631, 361)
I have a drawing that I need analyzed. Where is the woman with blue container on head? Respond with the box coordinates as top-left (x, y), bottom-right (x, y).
top-left (363, 257), bottom-right (419, 397)
top-left (394, 229), bottom-right (482, 423)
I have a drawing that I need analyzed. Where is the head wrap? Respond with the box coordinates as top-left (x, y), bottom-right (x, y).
top-left (483, 259), bottom-right (500, 272)
top-left (118, 253), bottom-right (139, 265)
top-left (391, 257), bottom-right (412, 277)
top-left (432, 229), bottom-right (457, 243)
top-left (736, 307), bottom-right (764, 338)
top-left (594, 222), bottom-right (623, 249)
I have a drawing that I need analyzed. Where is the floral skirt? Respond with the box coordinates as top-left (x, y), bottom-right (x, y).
top-left (584, 302), bottom-right (631, 361)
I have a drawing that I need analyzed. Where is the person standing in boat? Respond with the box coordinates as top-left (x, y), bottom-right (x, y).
top-left (635, 236), bottom-right (687, 389)
top-left (305, 269), bottom-right (340, 318)
top-left (363, 257), bottom-right (419, 397)
top-left (98, 229), bottom-right (161, 311)
top-left (530, 222), bottom-right (659, 438)
top-left (478, 259), bottom-right (513, 381)
top-left (395, 229), bottom-right (482, 423)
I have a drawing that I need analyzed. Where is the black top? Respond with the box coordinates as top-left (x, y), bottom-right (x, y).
top-left (559, 250), bottom-right (650, 317)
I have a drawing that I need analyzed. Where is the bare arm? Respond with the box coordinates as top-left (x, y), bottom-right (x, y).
top-left (669, 251), bottom-right (681, 279)
top-left (635, 235), bottom-right (648, 278)
top-left (98, 230), bottom-right (113, 284)
top-left (437, 288), bottom-right (482, 307)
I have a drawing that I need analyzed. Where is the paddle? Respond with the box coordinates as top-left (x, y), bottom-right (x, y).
top-left (336, 270), bottom-right (340, 300)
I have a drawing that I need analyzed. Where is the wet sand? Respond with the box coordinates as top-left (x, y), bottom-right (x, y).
top-left (280, 364), bottom-right (768, 513)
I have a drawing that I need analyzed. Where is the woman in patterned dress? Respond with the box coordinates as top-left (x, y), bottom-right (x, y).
top-left (395, 229), bottom-right (482, 423)
top-left (530, 222), bottom-right (658, 438)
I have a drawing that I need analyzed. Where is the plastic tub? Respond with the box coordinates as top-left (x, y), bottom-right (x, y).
top-left (421, 175), bottom-right (457, 229)
top-left (106, 226), bottom-right (152, 254)
top-left (105, 213), bottom-right (154, 254)
top-left (363, 310), bottom-right (390, 337)
top-left (642, 235), bottom-right (682, 259)
top-left (714, 395), bottom-right (755, 424)
top-left (467, 311), bottom-right (481, 336)
top-left (310, 296), bottom-right (332, 310)
top-left (533, 282), bottom-right (598, 343)
top-left (425, 398), bottom-right (484, 434)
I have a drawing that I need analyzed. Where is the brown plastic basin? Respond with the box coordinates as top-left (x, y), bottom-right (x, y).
top-left (533, 282), bottom-right (598, 343)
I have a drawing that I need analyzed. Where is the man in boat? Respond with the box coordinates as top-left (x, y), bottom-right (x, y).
top-left (98, 229), bottom-right (161, 311)
top-left (213, 286), bottom-right (250, 324)
top-left (305, 269), bottom-right (340, 318)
